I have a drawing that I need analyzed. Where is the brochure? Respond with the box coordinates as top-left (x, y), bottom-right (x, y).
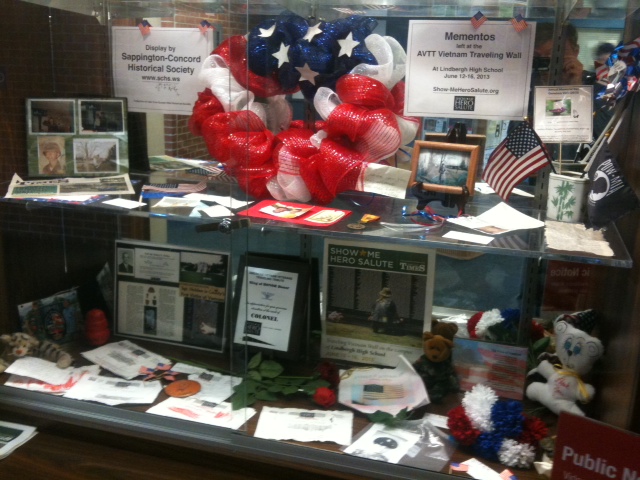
top-left (0, 421), bottom-right (37, 459)
top-left (447, 202), bottom-right (545, 235)
top-left (5, 173), bottom-right (135, 198)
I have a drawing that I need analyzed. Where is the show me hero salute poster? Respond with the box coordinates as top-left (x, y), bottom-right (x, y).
top-left (322, 239), bottom-right (436, 367)
top-left (404, 20), bottom-right (536, 120)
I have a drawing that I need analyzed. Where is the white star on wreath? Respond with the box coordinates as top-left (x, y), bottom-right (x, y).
top-left (272, 43), bottom-right (290, 67)
top-left (258, 24), bottom-right (276, 38)
top-left (296, 63), bottom-right (320, 85)
top-left (337, 32), bottom-right (360, 57)
top-left (303, 23), bottom-right (323, 42)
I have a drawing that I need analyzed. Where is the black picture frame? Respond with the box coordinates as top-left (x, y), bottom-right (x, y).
top-left (232, 254), bottom-right (310, 360)
top-left (114, 239), bottom-right (230, 354)
top-left (26, 97), bottom-right (129, 177)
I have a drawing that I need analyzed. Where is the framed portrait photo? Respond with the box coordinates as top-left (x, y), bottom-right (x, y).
top-left (409, 141), bottom-right (481, 196)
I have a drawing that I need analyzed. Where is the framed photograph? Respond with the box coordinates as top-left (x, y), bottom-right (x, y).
top-left (115, 240), bottom-right (230, 353)
top-left (410, 141), bottom-right (481, 195)
top-left (424, 133), bottom-right (486, 179)
top-left (232, 254), bottom-right (310, 360)
top-left (26, 97), bottom-right (129, 178)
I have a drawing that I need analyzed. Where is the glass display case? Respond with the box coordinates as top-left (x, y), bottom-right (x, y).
top-left (0, 0), bottom-right (639, 478)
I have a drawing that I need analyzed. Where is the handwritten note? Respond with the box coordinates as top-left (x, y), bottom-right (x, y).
top-left (361, 163), bottom-right (411, 198)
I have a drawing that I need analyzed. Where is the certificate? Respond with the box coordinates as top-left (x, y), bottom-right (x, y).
top-left (233, 256), bottom-right (310, 357)
top-left (404, 20), bottom-right (536, 120)
top-left (533, 86), bottom-right (594, 143)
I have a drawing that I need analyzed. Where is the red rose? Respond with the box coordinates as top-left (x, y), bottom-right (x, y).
top-left (313, 387), bottom-right (336, 408)
top-left (316, 361), bottom-right (340, 388)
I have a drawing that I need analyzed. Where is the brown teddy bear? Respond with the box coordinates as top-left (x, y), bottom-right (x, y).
top-left (0, 332), bottom-right (73, 373)
top-left (412, 320), bottom-right (460, 403)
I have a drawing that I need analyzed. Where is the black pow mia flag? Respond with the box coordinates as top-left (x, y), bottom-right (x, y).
top-left (586, 141), bottom-right (640, 229)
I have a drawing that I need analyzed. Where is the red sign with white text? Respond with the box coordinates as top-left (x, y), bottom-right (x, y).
top-left (552, 412), bottom-right (640, 480)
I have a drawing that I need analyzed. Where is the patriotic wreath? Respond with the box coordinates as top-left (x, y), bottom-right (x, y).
top-left (189, 13), bottom-right (419, 204)
top-left (447, 384), bottom-right (548, 469)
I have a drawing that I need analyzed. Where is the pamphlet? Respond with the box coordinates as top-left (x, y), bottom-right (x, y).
top-left (254, 407), bottom-right (353, 445)
top-left (5, 173), bottom-right (135, 198)
top-left (81, 340), bottom-right (171, 380)
top-left (447, 202), bottom-right (544, 235)
top-left (0, 421), bottom-right (37, 459)
top-left (343, 423), bottom-right (421, 464)
top-left (147, 397), bottom-right (255, 430)
top-left (338, 356), bottom-right (430, 415)
top-left (63, 374), bottom-right (163, 406)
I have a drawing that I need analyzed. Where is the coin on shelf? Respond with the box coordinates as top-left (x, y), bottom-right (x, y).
top-left (347, 223), bottom-right (366, 230)
top-left (164, 379), bottom-right (201, 398)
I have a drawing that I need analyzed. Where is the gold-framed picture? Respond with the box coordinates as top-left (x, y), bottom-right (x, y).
top-left (409, 141), bottom-right (481, 196)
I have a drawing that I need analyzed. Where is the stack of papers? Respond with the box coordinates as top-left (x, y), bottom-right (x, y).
top-left (0, 421), bottom-right (37, 459)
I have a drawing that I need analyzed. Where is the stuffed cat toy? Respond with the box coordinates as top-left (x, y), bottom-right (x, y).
top-left (0, 332), bottom-right (73, 373)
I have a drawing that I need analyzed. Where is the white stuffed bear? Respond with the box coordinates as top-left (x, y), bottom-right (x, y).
top-left (526, 319), bottom-right (604, 416)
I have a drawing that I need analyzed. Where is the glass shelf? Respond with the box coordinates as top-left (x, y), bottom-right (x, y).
top-left (0, 173), bottom-right (632, 268)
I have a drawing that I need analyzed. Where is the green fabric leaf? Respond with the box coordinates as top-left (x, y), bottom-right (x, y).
top-left (259, 359), bottom-right (284, 378)
top-left (281, 385), bottom-right (299, 395)
top-left (247, 352), bottom-right (262, 369)
top-left (256, 390), bottom-right (279, 401)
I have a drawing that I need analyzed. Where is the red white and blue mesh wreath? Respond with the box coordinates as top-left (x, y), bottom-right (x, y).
top-left (189, 13), bottom-right (419, 204)
top-left (447, 384), bottom-right (548, 468)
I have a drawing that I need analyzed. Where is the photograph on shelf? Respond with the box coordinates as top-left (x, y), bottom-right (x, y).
top-left (232, 254), bottom-right (310, 360)
top-left (409, 141), bottom-right (481, 196)
top-left (17, 287), bottom-right (83, 344)
top-left (25, 97), bottom-right (129, 178)
top-left (321, 239), bottom-right (436, 367)
top-left (114, 240), bottom-right (230, 353)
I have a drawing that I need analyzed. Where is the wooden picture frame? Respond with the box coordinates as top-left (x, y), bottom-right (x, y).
top-left (232, 254), bottom-right (310, 360)
top-left (409, 140), bottom-right (481, 195)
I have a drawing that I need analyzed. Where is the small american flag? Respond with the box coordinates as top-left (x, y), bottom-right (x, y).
top-left (450, 463), bottom-right (469, 472)
top-left (482, 122), bottom-right (551, 201)
top-left (199, 20), bottom-right (212, 35)
top-left (500, 469), bottom-right (518, 480)
top-left (471, 11), bottom-right (487, 29)
top-left (138, 20), bottom-right (152, 36)
top-left (510, 14), bottom-right (528, 32)
top-left (142, 181), bottom-right (208, 194)
top-left (363, 384), bottom-right (404, 400)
